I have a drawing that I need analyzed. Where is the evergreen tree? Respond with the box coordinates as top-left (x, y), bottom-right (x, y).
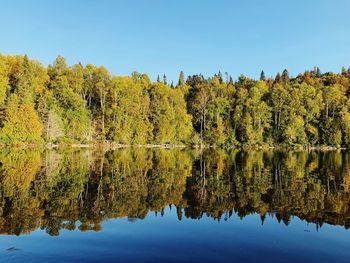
top-left (274, 72), bottom-right (281, 83)
top-left (260, 70), bottom-right (266, 81)
top-left (316, 67), bottom-right (321, 77)
top-left (178, 71), bottom-right (185, 86)
top-left (281, 69), bottom-right (290, 83)
top-left (229, 76), bottom-right (234, 85)
top-left (218, 71), bottom-right (223, 83)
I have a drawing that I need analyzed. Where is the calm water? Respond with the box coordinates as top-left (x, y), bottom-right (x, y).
top-left (0, 148), bottom-right (350, 262)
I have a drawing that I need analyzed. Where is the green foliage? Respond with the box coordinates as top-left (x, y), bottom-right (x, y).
top-left (234, 79), bottom-right (271, 145)
top-left (186, 75), bottom-right (234, 146)
top-left (0, 54), bottom-right (350, 147)
top-left (107, 75), bottom-right (152, 144)
top-left (149, 82), bottom-right (192, 143)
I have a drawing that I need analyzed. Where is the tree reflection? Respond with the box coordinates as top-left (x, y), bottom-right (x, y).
top-left (0, 148), bottom-right (350, 236)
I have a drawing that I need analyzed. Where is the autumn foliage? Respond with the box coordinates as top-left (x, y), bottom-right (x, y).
top-left (0, 54), bottom-right (350, 147)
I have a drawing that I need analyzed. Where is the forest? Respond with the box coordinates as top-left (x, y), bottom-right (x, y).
top-left (0, 54), bottom-right (350, 147)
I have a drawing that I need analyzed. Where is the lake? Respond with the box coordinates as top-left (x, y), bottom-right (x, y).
top-left (0, 148), bottom-right (349, 262)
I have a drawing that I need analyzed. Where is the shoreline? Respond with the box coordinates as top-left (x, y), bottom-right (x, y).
top-left (0, 142), bottom-right (346, 151)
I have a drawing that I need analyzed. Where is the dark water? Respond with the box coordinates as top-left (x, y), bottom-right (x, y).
top-left (0, 148), bottom-right (350, 262)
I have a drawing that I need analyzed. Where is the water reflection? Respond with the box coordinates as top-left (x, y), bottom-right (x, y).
top-left (0, 148), bottom-right (349, 236)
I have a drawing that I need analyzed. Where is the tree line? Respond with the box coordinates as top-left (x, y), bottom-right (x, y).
top-left (0, 54), bottom-right (350, 147)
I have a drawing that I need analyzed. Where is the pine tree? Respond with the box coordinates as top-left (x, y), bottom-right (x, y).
top-left (260, 70), bottom-right (266, 81)
top-left (17, 55), bottom-right (34, 103)
top-left (281, 69), bottom-right (290, 83)
top-left (229, 76), bottom-right (234, 85)
top-left (218, 71), bottom-right (223, 83)
top-left (316, 67), bottom-right (321, 77)
top-left (225, 72), bottom-right (229, 84)
top-left (275, 72), bottom-right (281, 83)
top-left (178, 71), bottom-right (185, 86)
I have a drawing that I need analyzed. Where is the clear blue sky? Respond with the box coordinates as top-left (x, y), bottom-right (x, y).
top-left (1, 0), bottom-right (349, 82)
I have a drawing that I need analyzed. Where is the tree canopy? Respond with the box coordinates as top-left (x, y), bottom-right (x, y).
top-left (0, 54), bottom-right (349, 147)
